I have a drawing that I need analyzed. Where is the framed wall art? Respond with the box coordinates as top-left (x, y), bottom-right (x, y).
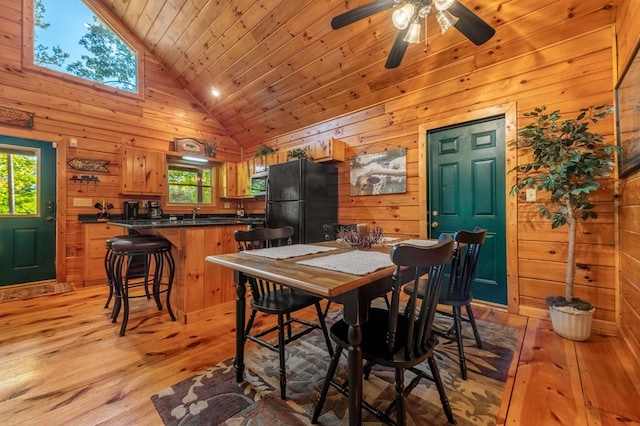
top-left (615, 39), bottom-right (640, 177)
top-left (349, 147), bottom-right (406, 196)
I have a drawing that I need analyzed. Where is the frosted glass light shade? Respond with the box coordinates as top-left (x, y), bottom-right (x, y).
top-left (392, 4), bottom-right (415, 30)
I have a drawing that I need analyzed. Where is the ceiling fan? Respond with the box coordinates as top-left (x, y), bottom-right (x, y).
top-left (331, 0), bottom-right (495, 68)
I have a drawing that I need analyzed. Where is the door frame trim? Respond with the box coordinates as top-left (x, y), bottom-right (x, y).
top-left (0, 127), bottom-right (67, 284)
top-left (418, 102), bottom-right (518, 313)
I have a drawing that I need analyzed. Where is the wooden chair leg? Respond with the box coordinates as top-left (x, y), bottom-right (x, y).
top-left (312, 346), bottom-right (342, 423)
top-left (394, 368), bottom-right (406, 426)
top-left (452, 306), bottom-right (468, 380)
top-left (466, 303), bottom-right (483, 349)
top-left (277, 314), bottom-right (287, 400)
top-left (314, 302), bottom-right (334, 357)
top-left (427, 355), bottom-right (455, 424)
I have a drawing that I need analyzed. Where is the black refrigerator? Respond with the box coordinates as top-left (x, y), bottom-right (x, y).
top-left (266, 159), bottom-right (337, 244)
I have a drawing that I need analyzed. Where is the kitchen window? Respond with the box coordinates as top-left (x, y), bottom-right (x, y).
top-left (167, 159), bottom-right (215, 205)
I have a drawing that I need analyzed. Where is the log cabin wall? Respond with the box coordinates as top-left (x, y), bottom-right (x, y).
top-left (250, 1), bottom-right (620, 333)
top-left (0, 0), bottom-right (243, 288)
top-left (0, 0), bottom-right (630, 337)
top-left (615, 0), bottom-right (640, 358)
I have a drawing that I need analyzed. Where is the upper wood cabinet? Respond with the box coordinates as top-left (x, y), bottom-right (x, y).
top-left (121, 147), bottom-right (166, 195)
top-left (282, 138), bottom-right (346, 163)
top-left (219, 159), bottom-right (254, 199)
top-left (306, 137), bottom-right (346, 162)
top-left (219, 162), bottom-right (239, 198)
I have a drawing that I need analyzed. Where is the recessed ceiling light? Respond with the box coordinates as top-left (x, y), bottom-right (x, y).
top-left (211, 87), bottom-right (221, 97)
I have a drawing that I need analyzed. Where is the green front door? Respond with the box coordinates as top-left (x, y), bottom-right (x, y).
top-left (428, 117), bottom-right (507, 305)
top-left (0, 136), bottom-right (57, 286)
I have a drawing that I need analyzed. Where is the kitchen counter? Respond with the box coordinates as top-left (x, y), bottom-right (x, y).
top-left (107, 217), bottom-right (263, 229)
top-left (106, 217), bottom-right (261, 323)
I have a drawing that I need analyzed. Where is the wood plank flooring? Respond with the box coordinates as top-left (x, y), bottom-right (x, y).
top-left (1, 285), bottom-right (639, 425)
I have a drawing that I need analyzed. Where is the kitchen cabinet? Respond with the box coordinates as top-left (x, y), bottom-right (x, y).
top-left (121, 146), bottom-right (166, 195)
top-left (254, 151), bottom-right (284, 172)
top-left (236, 159), bottom-right (254, 198)
top-left (83, 223), bottom-right (125, 286)
top-left (220, 159), bottom-right (255, 199)
top-left (281, 138), bottom-right (346, 163)
top-left (219, 162), bottom-right (239, 198)
top-left (306, 137), bottom-right (346, 162)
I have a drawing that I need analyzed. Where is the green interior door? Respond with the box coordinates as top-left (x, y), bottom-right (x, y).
top-left (0, 136), bottom-right (57, 286)
top-left (428, 117), bottom-right (507, 305)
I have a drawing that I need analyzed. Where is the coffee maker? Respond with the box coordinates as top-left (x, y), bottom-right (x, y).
top-left (123, 201), bottom-right (139, 220)
top-left (147, 201), bottom-right (163, 219)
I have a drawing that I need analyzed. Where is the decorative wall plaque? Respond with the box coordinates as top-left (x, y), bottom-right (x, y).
top-left (67, 158), bottom-right (110, 173)
top-left (0, 106), bottom-right (35, 129)
top-left (173, 137), bottom-right (218, 158)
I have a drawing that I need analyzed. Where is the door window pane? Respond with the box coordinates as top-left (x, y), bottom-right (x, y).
top-left (0, 146), bottom-right (39, 215)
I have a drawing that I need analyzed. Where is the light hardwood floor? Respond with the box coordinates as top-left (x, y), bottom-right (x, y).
top-left (1, 285), bottom-right (639, 425)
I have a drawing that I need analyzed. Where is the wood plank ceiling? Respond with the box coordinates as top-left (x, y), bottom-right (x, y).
top-left (98, 0), bottom-right (499, 147)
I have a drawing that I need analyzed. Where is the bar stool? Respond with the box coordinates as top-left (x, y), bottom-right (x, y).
top-left (104, 234), bottom-right (149, 310)
top-left (108, 235), bottom-right (176, 336)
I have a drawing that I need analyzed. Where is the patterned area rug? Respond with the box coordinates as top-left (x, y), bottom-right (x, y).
top-left (0, 281), bottom-right (73, 303)
top-left (151, 313), bottom-right (518, 425)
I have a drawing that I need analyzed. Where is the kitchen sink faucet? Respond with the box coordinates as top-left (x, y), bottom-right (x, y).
top-left (192, 207), bottom-right (200, 219)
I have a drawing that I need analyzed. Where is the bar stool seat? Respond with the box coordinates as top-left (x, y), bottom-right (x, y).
top-left (108, 235), bottom-right (176, 336)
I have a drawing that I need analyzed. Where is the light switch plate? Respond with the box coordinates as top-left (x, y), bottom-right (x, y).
top-left (525, 188), bottom-right (536, 202)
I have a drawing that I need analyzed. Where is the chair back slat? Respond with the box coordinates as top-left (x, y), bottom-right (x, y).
top-left (389, 235), bottom-right (454, 360)
top-left (235, 226), bottom-right (294, 251)
top-left (444, 227), bottom-right (487, 302)
top-left (323, 223), bottom-right (357, 241)
top-left (234, 226), bottom-right (295, 298)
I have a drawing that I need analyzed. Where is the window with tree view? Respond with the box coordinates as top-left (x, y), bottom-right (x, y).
top-left (168, 161), bottom-right (214, 205)
top-left (0, 146), bottom-right (39, 216)
top-left (32, 0), bottom-right (138, 93)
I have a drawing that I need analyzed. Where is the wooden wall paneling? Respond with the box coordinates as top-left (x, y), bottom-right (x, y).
top-left (615, 0), bottom-right (640, 77)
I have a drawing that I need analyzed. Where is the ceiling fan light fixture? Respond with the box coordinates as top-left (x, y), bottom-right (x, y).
top-left (392, 4), bottom-right (415, 30)
top-left (433, 0), bottom-right (455, 11)
top-left (436, 9), bottom-right (458, 34)
top-left (403, 20), bottom-right (422, 44)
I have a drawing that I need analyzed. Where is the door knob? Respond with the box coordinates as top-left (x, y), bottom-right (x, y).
top-left (46, 216), bottom-right (56, 222)
top-left (431, 221), bottom-right (438, 228)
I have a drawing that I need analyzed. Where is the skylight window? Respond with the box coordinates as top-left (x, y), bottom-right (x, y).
top-left (31, 0), bottom-right (138, 93)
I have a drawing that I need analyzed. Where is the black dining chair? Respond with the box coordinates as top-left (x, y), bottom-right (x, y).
top-left (323, 223), bottom-right (357, 241)
top-left (234, 226), bottom-right (333, 400)
top-left (312, 235), bottom-right (456, 425)
top-left (404, 227), bottom-right (487, 380)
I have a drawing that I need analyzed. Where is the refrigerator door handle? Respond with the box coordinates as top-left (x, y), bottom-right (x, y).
top-left (265, 177), bottom-right (270, 225)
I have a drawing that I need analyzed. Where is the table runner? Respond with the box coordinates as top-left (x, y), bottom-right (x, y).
top-left (240, 244), bottom-right (337, 260)
top-left (296, 250), bottom-right (394, 276)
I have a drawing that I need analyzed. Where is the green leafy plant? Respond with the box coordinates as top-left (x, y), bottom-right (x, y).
top-left (254, 144), bottom-right (276, 157)
top-left (287, 148), bottom-right (308, 159)
top-left (509, 105), bottom-right (619, 310)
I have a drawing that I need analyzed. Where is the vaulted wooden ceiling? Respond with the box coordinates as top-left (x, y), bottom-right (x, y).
top-left (97, 0), bottom-right (499, 147)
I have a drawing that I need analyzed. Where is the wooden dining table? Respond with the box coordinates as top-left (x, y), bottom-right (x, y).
top-left (205, 241), bottom-right (406, 425)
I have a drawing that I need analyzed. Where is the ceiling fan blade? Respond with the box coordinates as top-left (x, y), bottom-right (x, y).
top-left (385, 28), bottom-right (409, 69)
top-left (331, 0), bottom-right (396, 30)
top-left (449, 0), bottom-right (495, 45)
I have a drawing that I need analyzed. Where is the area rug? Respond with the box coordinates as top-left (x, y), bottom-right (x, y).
top-left (0, 281), bottom-right (73, 303)
top-left (152, 314), bottom-right (518, 425)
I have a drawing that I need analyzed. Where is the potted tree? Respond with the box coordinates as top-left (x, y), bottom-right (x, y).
top-left (509, 105), bottom-right (619, 341)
